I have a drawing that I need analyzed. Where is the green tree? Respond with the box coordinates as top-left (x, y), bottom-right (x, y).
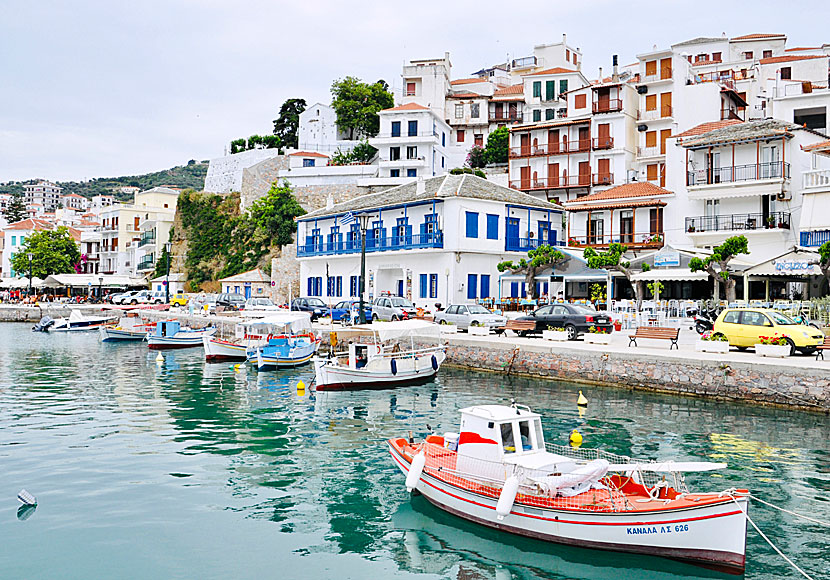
top-left (466, 145), bottom-right (487, 169)
top-left (816, 241), bottom-right (830, 294)
top-left (330, 77), bottom-right (394, 139)
top-left (152, 244), bottom-right (171, 280)
top-left (272, 98), bottom-right (306, 149)
top-left (497, 245), bottom-right (568, 300)
top-left (3, 193), bottom-right (28, 223)
top-left (248, 181), bottom-right (307, 246)
top-left (11, 227), bottom-right (80, 278)
top-left (485, 127), bottom-right (509, 165)
top-left (230, 138), bottom-right (246, 154)
top-left (583, 243), bottom-right (642, 303)
top-left (689, 235), bottom-right (749, 302)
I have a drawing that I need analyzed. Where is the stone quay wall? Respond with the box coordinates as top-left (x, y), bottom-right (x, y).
top-left (419, 338), bottom-right (830, 412)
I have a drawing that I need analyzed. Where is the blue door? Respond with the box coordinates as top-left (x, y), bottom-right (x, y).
top-left (244, 284), bottom-right (252, 299)
top-left (397, 280), bottom-right (404, 297)
top-left (506, 217), bottom-right (520, 248)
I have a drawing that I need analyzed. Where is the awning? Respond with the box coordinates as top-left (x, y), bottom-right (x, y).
top-left (351, 320), bottom-right (441, 341)
top-left (42, 274), bottom-right (147, 288)
top-left (0, 277), bottom-right (44, 288)
top-left (631, 269), bottom-right (709, 282)
top-left (688, 183), bottom-right (783, 201)
top-left (800, 191), bottom-right (830, 231)
top-left (563, 266), bottom-right (609, 281)
top-left (742, 249), bottom-right (823, 277)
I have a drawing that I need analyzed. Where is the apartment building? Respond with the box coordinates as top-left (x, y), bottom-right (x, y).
top-left (800, 140), bottom-right (830, 248)
top-left (24, 180), bottom-right (62, 212)
top-left (1, 218), bottom-right (80, 277)
top-left (60, 193), bottom-right (90, 211)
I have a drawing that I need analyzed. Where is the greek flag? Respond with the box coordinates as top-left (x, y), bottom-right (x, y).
top-left (338, 212), bottom-right (355, 226)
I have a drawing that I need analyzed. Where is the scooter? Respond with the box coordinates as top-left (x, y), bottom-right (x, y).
top-left (694, 306), bottom-right (720, 334)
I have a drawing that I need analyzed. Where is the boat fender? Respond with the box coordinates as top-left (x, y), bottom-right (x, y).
top-left (391, 359), bottom-right (398, 375)
top-left (431, 355), bottom-right (438, 370)
top-left (405, 452), bottom-right (426, 492)
top-left (496, 476), bottom-right (519, 520)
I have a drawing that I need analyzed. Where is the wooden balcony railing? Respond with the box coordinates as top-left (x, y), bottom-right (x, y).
top-left (509, 174), bottom-right (594, 191)
top-left (567, 233), bottom-right (664, 250)
top-left (489, 111), bottom-right (524, 123)
top-left (687, 162), bottom-right (790, 186)
top-left (638, 105), bottom-right (673, 121)
top-left (592, 137), bottom-right (614, 150)
top-left (720, 109), bottom-right (744, 121)
top-left (509, 139), bottom-right (591, 158)
top-left (593, 99), bottom-right (623, 114)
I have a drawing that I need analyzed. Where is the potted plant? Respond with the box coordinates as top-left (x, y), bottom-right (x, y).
top-left (438, 320), bottom-right (458, 334)
top-left (467, 321), bottom-right (490, 336)
top-left (754, 334), bottom-right (790, 358)
top-left (695, 331), bottom-right (730, 354)
top-left (766, 216), bottom-right (775, 229)
top-left (687, 225), bottom-right (696, 233)
top-left (543, 326), bottom-right (568, 341)
top-left (584, 325), bottom-right (612, 345)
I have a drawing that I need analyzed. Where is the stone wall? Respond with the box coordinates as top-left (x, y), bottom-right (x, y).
top-left (205, 149), bottom-right (285, 194)
top-left (239, 155), bottom-right (290, 209)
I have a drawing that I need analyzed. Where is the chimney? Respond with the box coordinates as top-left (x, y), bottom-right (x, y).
top-left (416, 177), bottom-right (426, 195)
top-left (598, 66), bottom-right (602, 81)
top-left (612, 55), bottom-right (619, 82)
top-left (562, 33), bottom-right (567, 45)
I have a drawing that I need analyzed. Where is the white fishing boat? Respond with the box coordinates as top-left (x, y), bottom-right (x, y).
top-left (389, 403), bottom-right (748, 572)
top-left (202, 317), bottom-right (283, 362)
top-left (148, 319), bottom-right (216, 349)
top-left (314, 320), bottom-right (445, 391)
top-left (53, 309), bottom-right (117, 332)
top-left (99, 313), bottom-right (154, 342)
top-left (246, 313), bottom-right (320, 371)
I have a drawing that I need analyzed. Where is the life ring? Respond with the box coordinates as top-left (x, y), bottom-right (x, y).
top-left (391, 359), bottom-right (398, 375)
top-left (431, 355), bottom-right (438, 370)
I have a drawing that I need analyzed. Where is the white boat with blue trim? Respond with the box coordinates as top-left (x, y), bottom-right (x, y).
top-left (148, 319), bottom-right (216, 349)
top-left (99, 313), bottom-right (153, 342)
top-left (53, 309), bottom-right (118, 332)
top-left (245, 313), bottom-right (320, 371)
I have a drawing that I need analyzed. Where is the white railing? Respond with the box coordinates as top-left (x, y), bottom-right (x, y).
top-left (637, 146), bottom-right (662, 158)
top-left (803, 169), bottom-right (830, 190)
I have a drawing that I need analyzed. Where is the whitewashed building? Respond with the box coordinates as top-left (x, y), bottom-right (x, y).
top-left (296, 174), bottom-right (564, 308)
top-left (24, 180), bottom-right (62, 212)
top-left (297, 103), bottom-right (359, 154)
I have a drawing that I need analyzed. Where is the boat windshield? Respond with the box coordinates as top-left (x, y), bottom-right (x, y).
top-left (518, 420), bottom-right (532, 451)
top-left (534, 418), bottom-right (545, 448)
top-left (501, 423), bottom-right (516, 454)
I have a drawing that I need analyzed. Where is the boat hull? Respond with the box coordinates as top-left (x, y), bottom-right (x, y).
top-left (315, 350), bottom-right (445, 391)
top-left (389, 443), bottom-right (747, 572)
top-left (54, 318), bottom-right (115, 332)
top-left (203, 337), bottom-right (249, 362)
top-left (99, 327), bottom-right (148, 342)
top-left (253, 343), bottom-right (317, 370)
top-left (148, 328), bottom-right (216, 349)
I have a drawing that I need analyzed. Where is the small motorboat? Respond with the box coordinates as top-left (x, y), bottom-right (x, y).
top-left (99, 313), bottom-right (154, 342)
top-left (203, 320), bottom-right (273, 362)
top-left (32, 316), bottom-right (55, 332)
top-left (148, 319), bottom-right (216, 349)
top-left (389, 403), bottom-right (749, 572)
top-left (314, 320), bottom-right (445, 391)
top-left (53, 309), bottom-right (117, 332)
top-left (246, 313), bottom-right (320, 371)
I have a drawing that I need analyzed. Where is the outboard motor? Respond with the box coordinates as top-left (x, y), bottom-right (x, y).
top-left (32, 316), bottom-right (55, 333)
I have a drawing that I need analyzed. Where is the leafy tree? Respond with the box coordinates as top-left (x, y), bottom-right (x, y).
top-left (272, 98), bottom-right (306, 149)
top-left (583, 243), bottom-right (642, 303)
top-left (11, 227), bottom-right (80, 279)
top-left (261, 135), bottom-right (282, 149)
top-left (330, 77), bottom-right (394, 139)
top-left (689, 235), bottom-right (749, 302)
top-left (466, 145), bottom-right (487, 169)
top-left (330, 140), bottom-right (377, 165)
top-left (497, 245), bottom-right (568, 300)
top-left (817, 241), bottom-right (830, 293)
top-left (247, 135), bottom-right (263, 149)
top-left (152, 244), bottom-right (172, 280)
top-left (2, 193), bottom-right (28, 223)
top-left (230, 138), bottom-right (246, 154)
top-left (485, 127), bottom-right (509, 164)
top-left (248, 181), bottom-right (307, 246)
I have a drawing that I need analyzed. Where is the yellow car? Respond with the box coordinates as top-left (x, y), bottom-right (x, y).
top-left (713, 308), bottom-right (825, 355)
top-left (169, 291), bottom-right (189, 307)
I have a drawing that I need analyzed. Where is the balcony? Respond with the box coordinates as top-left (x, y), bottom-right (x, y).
top-left (687, 162), bottom-right (790, 186)
top-left (509, 139), bottom-right (591, 158)
top-left (509, 174), bottom-right (594, 191)
top-left (720, 109), bottom-right (744, 121)
top-left (592, 137), bottom-right (614, 150)
top-left (685, 212), bottom-right (791, 233)
top-left (642, 68), bottom-right (673, 83)
top-left (138, 231), bottom-right (156, 248)
top-left (567, 232), bottom-right (664, 250)
top-left (297, 232), bottom-right (443, 257)
top-left (592, 173), bottom-right (614, 186)
top-left (800, 230), bottom-right (830, 247)
top-left (638, 106), bottom-right (673, 121)
top-left (136, 257), bottom-right (155, 271)
top-left (637, 146), bottom-right (664, 158)
top-left (593, 99), bottom-right (623, 114)
top-left (803, 169), bottom-right (830, 190)
top-left (489, 111), bottom-right (523, 123)
top-left (505, 237), bottom-right (565, 252)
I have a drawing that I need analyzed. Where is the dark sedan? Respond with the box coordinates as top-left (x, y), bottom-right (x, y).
top-left (516, 303), bottom-right (613, 340)
top-left (327, 300), bottom-right (373, 324)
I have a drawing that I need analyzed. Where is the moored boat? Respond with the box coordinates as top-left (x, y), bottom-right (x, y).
top-left (314, 320), bottom-right (445, 391)
top-left (99, 313), bottom-right (154, 342)
top-left (203, 319), bottom-right (280, 362)
top-left (246, 313), bottom-right (320, 371)
top-left (148, 319), bottom-right (216, 349)
top-left (53, 309), bottom-right (117, 332)
top-left (388, 403), bottom-right (748, 572)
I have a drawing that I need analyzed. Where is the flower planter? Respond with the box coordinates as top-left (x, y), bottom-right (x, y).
top-left (755, 343), bottom-right (790, 358)
top-left (439, 325), bottom-right (458, 334)
top-left (584, 333), bottom-right (612, 345)
top-left (467, 326), bottom-right (489, 336)
top-left (543, 330), bottom-right (569, 341)
top-left (695, 340), bottom-right (729, 354)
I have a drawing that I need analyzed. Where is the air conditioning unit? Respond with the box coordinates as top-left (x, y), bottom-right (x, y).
top-left (776, 191), bottom-right (791, 201)
top-left (638, 124), bottom-right (648, 132)
top-left (637, 85), bottom-right (648, 95)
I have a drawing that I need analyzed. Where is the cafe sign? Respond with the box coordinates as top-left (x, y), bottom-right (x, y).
top-left (772, 259), bottom-right (821, 275)
top-left (654, 250), bottom-right (681, 267)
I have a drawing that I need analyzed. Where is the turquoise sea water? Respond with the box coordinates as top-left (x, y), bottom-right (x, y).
top-left (0, 323), bottom-right (827, 579)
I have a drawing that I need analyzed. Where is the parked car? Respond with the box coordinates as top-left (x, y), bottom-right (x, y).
top-left (434, 304), bottom-right (506, 332)
top-left (169, 291), bottom-right (189, 307)
top-left (290, 297), bottom-right (328, 320)
top-left (713, 308), bottom-right (824, 355)
top-left (113, 290), bottom-right (143, 305)
top-left (327, 300), bottom-right (373, 324)
top-left (244, 297), bottom-right (280, 312)
top-left (516, 303), bottom-right (612, 340)
top-left (194, 293), bottom-right (218, 314)
top-left (216, 292), bottom-right (247, 311)
top-left (149, 290), bottom-right (167, 304)
top-left (372, 296), bottom-right (417, 321)
top-left (108, 291), bottom-right (130, 304)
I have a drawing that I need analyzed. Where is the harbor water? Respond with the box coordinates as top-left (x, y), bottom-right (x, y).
top-left (0, 323), bottom-right (828, 579)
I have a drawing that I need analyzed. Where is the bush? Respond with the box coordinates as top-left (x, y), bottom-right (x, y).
top-left (449, 167), bottom-right (486, 178)
top-left (466, 145), bottom-right (487, 169)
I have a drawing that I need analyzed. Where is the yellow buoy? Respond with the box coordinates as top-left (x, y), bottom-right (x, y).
top-left (569, 429), bottom-right (583, 447)
top-left (297, 380), bottom-right (306, 396)
top-left (577, 390), bottom-right (588, 406)
top-left (233, 364), bottom-right (241, 372)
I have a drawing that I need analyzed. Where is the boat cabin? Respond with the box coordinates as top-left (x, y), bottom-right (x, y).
top-left (348, 342), bottom-right (382, 369)
top-left (155, 320), bottom-right (181, 337)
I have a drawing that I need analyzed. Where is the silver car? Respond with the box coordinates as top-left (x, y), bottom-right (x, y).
top-left (434, 304), bottom-right (506, 332)
top-left (372, 296), bottom-right (417, 321)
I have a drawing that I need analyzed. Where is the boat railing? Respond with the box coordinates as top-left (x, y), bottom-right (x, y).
top-left (372, 345), bottom-right (445, 359)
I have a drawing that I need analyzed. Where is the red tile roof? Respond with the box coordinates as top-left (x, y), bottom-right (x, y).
top-left (61, 193), bottom-right (86, 199)
top-left (673, 119), bottom-right (743, 138)
top-left (526, 67), bottom-right (576, 76)
top-left (381, 102), bottom-right (430, 112)
top-left (759, 54), bottom-right (828, 65)
top-left (4, 218), bottom-right (54, 231)
top-left (450, 78), bottom-right (484, 85)
top-left (288, 151), bottom-right (330, 158)
top-left (491, 85), bottom-right (525, 100)
top-left (564, 199), bottom-right (668, 212)
top-left (803, 139), bottom-right (830, 152)
top-left (732, 33), bottom-right (786, 40)
top-left (564, 182), bottom-right (672, 205)
top-left (447, 92), bottom-right (483, 99)
top-left (785, 47), bottom-right (821, 52)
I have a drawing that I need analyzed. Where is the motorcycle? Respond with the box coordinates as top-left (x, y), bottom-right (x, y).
top-left (694, 306), bottom-right (721, 334)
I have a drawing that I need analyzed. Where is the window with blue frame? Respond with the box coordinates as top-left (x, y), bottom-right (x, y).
top-left (347, 223), bottom-right (360, 250)
top-left (537, 221), bottom-right (550, 245)
top-left (442, 132), bottom-right (445, 147)
top-left (407, 169), bottom-right (417, 178)
top-left (327, 276), bottom-right (336, 297)
top-left (307, 277), bottom-right (323, 296)
top-left (369, 220), bottom-right (385, 249)
top-left (11, 236), bottom-right (16, 246)
top-left (422, 213), bottom-right (438, 240)
top-left (467, 274), bottom-right (478, 299)
top-left (480, 274), bottom-right (490, 299)
top-left (391, 121), bottom-right (401, 137)
top-left (393, 217), bottom-right (411, 246)
top-left (390, 169), bottom-right (400, 177)
top-left (486, 214), bottom-right (499, 240)
top-left (408, 120), bottom-right (418, 136)
top-left (510, 282), bottom-right (519, 298)
top-left (429, 274), bottom-right (438, 298)
top-left (327, 225), bottom-right (341, 251)
top-left (336, 276), bottom-right (342, 297)
top-left (419, 274), bottom-right (428, 298)
top-left (349, 276), bottom-right (362, 297)
top-left (303, 158), bottom-right (315, 167)
top-left (465, 212), bottom-right (479, 238)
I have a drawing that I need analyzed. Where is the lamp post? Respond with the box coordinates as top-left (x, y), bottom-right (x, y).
top-left (98, 276), bottom-right (103, 301)
top-left (164, 242), bottom-right (172, 303)
top-left (357, 213), bottom-right (374, 325)
top-left (27, 252), bottom-right (34, 300)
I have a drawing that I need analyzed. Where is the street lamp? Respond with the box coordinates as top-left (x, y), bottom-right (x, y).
top-left (356, 213), bottom-right (375, 325)
top-left (98, 276), bottom-right (103, 301)
top-left (27, 252), bottom-right (34, 300)
top-left (164, 242), bottom-right (172, 303)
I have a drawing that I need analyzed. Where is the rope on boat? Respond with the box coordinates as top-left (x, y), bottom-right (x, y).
top-left (729, 496), bottom-right (816, 580)
top-left (748, 493), bottom-right (830, 528)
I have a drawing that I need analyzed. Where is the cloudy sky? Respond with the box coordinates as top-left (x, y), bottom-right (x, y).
top-left (1, 0), bottom-right (828, 182)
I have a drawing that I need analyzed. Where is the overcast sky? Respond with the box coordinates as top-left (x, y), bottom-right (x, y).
top-left (1, 0), bottom-right (828, 182)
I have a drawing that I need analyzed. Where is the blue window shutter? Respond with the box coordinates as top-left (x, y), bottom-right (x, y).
top-left (465, 212), bottom-right (479, 238)
top-left (405, 225), bottom-right (412, 244)
top-left (510, 282), bottom-right (519, 298)
top-left (307, 278), bottom-right (312, 295)
top-left (392, 121), bottom-right (401, 137)
top-left (419, 274), bottom-right (427, 298)
top-left (467, 274), bottom-right (478, 299)
top-left (521, 282), bottom-right (526, 298)
top-left (486, 214), bottom-right (499, 239)
top-left (480, 275), bottom-right (490, 299)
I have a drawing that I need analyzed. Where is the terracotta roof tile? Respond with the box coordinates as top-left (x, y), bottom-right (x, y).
top-left (3, 218), bottom-right (54, 231)
top-left (564, 182), bottom-right (672, 206)
top-left (288, 151), bottom-right (330, 158)
top-left (673, 120), bottom-right (743, 138)
top-left (447, 92), bottom-right (483, 99)
top-left (493, 85), bottom-right (524, 96)
top-left (564, 199), bottom-right (668, 212)
top-left (732, 33), bottom-right (786, 40)
top-left (525, 67), bottom-right (576, 76)
top-left (759, 54), bottom-right (828, 64)
top-left (381, 102), bottom-right (430, 112)
top-left (803, 139), bottom-right (830, 152)
top-left (785, 47), bottom-right (822, 52)
top-left (450, 78), bottom-right (484, 85)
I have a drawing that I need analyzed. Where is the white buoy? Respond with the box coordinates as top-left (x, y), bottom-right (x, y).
top-left (17, 489), bottom-right (37, 506)
top-left (155, 353), bottom-right (164, 363)
top-left (496, 476), bottom-right (519, 520)
top-left (405, 452), bottom-right (426, 492)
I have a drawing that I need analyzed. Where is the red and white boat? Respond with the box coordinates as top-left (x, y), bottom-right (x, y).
top-left (388, 403), bottom-right (748, 572)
